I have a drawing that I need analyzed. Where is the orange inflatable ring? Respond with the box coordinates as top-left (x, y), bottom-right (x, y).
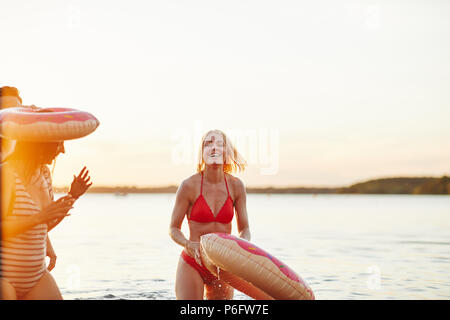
top-left (0, 107), bottom-right (99, 142)
top-left (200, 233), bottom-right (315, 300)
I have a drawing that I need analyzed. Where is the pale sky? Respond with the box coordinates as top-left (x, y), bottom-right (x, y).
top-left (1, 0), bottom-right (449, 187)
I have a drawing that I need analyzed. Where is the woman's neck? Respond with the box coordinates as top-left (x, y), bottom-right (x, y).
top-left (203, 165), bottom-right (224, 184)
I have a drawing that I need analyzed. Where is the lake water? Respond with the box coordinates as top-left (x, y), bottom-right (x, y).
top-left (48, 193), bottom-right (450, 300)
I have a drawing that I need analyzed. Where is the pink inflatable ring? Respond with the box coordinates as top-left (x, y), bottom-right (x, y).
top-left (0, 107), bottom-right (99, 142)
top-left (200, 233), bottom-right (315, 300)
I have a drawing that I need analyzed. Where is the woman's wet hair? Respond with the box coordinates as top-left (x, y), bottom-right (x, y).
top-left (4, 141), bottom-right (61, 184)
top-left (197, 130), bottom-right (247, 173)
top-left (0, 86), bottom-right (23, 108)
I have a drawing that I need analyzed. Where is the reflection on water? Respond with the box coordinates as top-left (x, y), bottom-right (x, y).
top-left (49, 194), bottom-right (450, 300)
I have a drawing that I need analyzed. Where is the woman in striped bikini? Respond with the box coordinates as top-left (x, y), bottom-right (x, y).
top-left (169, 130), bottom-right (252, 299)
top-left (1, 141), bottom-right (92, 300)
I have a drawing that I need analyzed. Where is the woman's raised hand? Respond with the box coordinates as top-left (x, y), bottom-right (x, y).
top-left (69, 166), bottom-right (93, 199)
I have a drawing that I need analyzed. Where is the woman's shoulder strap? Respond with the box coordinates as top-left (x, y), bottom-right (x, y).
top-left (41, 165), bottom-right (54, 200)
top-left (200, 171), bottom-right (204, 195)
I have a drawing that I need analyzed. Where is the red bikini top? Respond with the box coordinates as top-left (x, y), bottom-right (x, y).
top-left (188, 172), bottom-right (234, 224)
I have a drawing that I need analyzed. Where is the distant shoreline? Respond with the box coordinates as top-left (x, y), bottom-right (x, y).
top-left (54, 176), bottom-right (450, 195)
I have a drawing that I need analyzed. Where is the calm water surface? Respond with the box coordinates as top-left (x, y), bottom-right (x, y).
top-left (49, 194), bottom-right (450, 300)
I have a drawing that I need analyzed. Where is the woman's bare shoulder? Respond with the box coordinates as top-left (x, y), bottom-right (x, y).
top-left (177, 173), bottom-right (202, 197)
top-left (226, 173), bottom-right (244, 186)
top-left (226, 173), bottom-right (246, 195)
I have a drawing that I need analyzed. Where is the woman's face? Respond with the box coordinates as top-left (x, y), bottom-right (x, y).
top-left (203, 132), bottom-right (225, 166)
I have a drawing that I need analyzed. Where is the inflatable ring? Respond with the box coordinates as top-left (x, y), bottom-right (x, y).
top-left (0, 107), bottom-right (99, 142)
top-left (200, 233), bottom-right (315, 300)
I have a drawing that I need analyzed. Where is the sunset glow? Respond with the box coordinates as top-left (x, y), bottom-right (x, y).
top-left (2, 1), bottom-right (449, 187)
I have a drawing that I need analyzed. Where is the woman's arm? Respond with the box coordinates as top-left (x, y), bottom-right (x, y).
top-left (46, 236), bottom-right (57, 271)
top-left (42, 165), bottom-right (75, 232)
top-left (169, 179), bottom-right (203, 265)
top-left (169, 181), bottom-right (191, 248)
top-left (3, 203), bottom-right (73, 239)
top-left (46, 195), bottom-right (75, 232)
top-left (234, 178), bottom-right (251, 241)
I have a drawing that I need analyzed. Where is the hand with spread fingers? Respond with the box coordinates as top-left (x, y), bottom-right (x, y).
top-left (69, 166), bottom-right (93, 200)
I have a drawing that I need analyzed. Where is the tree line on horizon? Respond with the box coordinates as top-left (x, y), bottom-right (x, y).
top-left (337, 176), bottom-right (449, 195)
top-left (54, 176), bottom-right (450, 195)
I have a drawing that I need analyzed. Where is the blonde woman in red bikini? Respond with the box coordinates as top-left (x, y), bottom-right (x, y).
top-left (169, 130), bottom-right (251, 300)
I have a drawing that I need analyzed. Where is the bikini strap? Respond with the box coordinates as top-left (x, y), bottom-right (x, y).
top-left (42, 166), bottom-right (54, 200)
top-left (200, 171), bottom-right (204, 195)
top-left (224, 172), bottom-right (230, 197)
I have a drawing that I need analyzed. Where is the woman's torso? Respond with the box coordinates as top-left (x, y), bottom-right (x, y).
top-left (1, 165), bottom-right (53, 296)
top-left (186, 172), bottom-right (235, 242)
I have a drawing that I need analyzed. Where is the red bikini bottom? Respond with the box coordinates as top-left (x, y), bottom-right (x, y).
top-left (181, 251), bottom-right (217, 284)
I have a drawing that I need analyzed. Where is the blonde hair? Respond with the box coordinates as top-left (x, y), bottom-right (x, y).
top-left (197, 130), bottom-right (247, 173)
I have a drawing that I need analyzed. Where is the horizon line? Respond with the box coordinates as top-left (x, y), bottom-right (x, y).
top-left (53, 174), bottom-right (449, 190)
